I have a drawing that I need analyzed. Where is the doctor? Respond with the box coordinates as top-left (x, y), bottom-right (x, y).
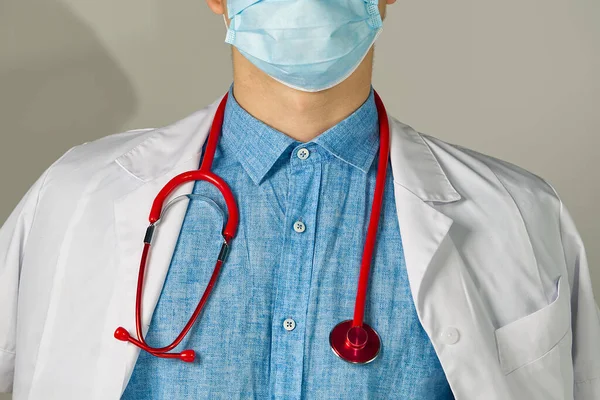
top-left (1, 0), bottom-right (599, 398)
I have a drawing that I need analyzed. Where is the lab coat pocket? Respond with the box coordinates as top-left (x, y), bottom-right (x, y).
top-left (494, 274), bottom-right (571, 375)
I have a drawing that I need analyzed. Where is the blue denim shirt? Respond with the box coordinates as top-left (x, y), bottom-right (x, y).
top-left (122, 85), bottom-right (455, 399)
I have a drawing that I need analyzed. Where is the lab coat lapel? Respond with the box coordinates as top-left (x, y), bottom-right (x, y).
top-left (94, 97), bottom-right (223, 399)
top-left (388, 118), bottom-right (461, 308)
top-left (391, 185), bottom-right (454, 308)
top-left (388, 120), bottom-right (507, 397)
top-left (104, 164), bottom-right (196, 398)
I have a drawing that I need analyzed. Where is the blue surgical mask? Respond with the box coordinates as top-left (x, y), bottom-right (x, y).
top-left (224, 0), bottom-right (383, 92)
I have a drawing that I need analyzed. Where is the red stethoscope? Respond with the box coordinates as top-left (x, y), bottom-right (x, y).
top-left (114, 89), bottom-right (390, 365)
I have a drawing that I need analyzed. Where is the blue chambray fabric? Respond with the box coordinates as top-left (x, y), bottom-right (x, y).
top-left (121, 84), bottom-right (455, 400)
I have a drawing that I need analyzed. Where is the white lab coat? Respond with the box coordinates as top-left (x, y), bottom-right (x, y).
top-left (1, 94), bottom-right (599, 400)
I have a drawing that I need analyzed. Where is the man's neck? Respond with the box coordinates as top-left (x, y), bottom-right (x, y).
top-left (231, 47), bottom-right (375, 143)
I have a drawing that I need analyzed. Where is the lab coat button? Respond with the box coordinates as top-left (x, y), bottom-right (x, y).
top-left (440, 327), bottom-right (460, 344)
top-left (293, 221), bottom-right (306, 233)
top-left (297, 148), bottom-right (310, 160)
top-left (283, 318), bottom-right (296, 331)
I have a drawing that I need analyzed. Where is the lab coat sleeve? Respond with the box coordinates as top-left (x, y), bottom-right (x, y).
top-left (0, 144), bottom-right (81, 393)
top-left (0, 167), bottom-right (50, 393)
top-left (547, 182), bottom-right (600, 399)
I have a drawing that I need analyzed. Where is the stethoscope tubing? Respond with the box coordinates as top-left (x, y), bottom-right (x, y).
top-left (351, 90), bottom-right (389, 328)
top-left (115, 89), bottom-right (391, 365)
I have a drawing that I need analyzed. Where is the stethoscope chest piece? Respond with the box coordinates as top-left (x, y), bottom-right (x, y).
top-left (329, 320), bottom-right (381, 364)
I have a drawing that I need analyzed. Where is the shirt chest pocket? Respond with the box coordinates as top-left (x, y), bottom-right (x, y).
top-left (493, 274), bottom-right (572, 375)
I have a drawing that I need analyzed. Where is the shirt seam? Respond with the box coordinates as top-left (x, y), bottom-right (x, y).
top-left (537, 177), bottom-right (600, 386)
top-left (539, 177), bottom-right (568, 278)
top-left (0, 347), bottom-right (16, 356)
top-left (575, 375), bottom-right (600, 385)
top-left (115, 158), bottom-right (146, 183)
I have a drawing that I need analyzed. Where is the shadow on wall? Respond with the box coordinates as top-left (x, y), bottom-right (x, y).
top-left (0, 0), bottom-right (136, 222)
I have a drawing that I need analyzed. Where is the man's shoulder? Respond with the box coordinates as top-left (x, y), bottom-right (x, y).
top-left (54, 127), bottom-right (157, 174)
top-left (391, 118), bottom-right (559, 202)
top-left (50, 100), bottom-right (221, 177)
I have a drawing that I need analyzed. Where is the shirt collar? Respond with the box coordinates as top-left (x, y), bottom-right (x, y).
top-left (220, 85), bottom-right (379, 185)
top-left (312, 87), bottom-right (379, 175)
top-left (221, 85), bottom-right (297, 185)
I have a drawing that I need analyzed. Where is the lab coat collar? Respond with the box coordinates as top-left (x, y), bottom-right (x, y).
top-left (115, 94), bottom-right (462, 204)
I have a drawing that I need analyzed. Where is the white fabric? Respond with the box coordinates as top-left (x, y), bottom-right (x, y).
top-left (1, 95), bottom-right (599, 399)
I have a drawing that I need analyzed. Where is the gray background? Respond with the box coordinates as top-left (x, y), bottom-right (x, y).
top-left (1, 0), bottom-right (598, 397)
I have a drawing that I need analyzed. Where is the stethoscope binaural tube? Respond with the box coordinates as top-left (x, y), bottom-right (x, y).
top-left (114, 93), bottom-right (239, 363)
top-left (114, 89), bottom-right (390, 365)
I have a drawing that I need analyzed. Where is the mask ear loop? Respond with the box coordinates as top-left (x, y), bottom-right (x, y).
top-left (223, 13), bottom-right (229, 29)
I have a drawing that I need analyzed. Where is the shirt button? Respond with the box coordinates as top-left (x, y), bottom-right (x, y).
top-left (283, 318), bottom-right (296, 331)
top-left (297, 148), bottom-right (310, 160)
top-left (440, 327), bottom-right (460, 345)
top-left (293, 220), bottom-right (306, 233)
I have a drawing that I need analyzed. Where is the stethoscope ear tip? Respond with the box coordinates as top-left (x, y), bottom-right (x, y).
top-left (114, 327), bottom-right (131, 342)
top-left (113, 326), bottom-right (197, 363)
top-left (179, 350), bottom-right (196, 363)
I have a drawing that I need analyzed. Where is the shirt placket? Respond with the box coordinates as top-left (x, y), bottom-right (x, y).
top-left (269, 144), bottom-right (322, 400)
